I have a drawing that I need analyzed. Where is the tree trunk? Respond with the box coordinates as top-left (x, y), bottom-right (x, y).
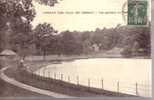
top-left (43, 50), bottom-right (46, 61)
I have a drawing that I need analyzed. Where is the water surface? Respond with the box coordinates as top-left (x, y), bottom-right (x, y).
top-left (35, 58), bottom-right (152, 97)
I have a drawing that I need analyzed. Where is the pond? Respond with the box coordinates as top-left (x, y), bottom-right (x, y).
top-left (35, 58), bottom-right (152, 97)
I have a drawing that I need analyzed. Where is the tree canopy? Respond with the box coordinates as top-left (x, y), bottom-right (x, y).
top-left (0, 0), bottom-right (37, 59)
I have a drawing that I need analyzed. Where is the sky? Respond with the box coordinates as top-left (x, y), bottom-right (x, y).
top-left (31, 0), bottom-right (150, 32)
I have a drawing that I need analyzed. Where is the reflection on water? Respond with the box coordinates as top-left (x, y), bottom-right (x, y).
top-left (35, 58), bottom-right (152, 97)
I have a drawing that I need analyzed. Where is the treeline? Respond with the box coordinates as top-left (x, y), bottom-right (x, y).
top-left (0, 0), bottom-right (151, 58)
top-left (0, 21), bottom-right (151, 58)
top-left (4, 23), bottom-right (150, 58)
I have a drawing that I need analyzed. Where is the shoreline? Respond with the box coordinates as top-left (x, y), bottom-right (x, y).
top-left (24, 57), bottom-right (152, 73)
top-left (25, 55), bottom-right (151, 62)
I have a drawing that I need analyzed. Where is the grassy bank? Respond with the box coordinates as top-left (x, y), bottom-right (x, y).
top-left (0, 78), bottom-right (48, 97)
top-left (5, 66), bottom-right (137, 97)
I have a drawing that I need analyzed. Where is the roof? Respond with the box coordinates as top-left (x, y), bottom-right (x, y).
top-left (0, 49), bottom-right (17, 56)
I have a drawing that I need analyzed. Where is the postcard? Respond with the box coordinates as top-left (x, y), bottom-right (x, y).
top-left (0, 0), bottom-right (152, 98)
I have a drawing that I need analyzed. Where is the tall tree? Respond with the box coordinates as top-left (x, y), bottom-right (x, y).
top-left (10, 32), bottom-right (33, 59)
top-left (61, 31), bottom-right (83, 55)
top-left (0, 0), bottom-right (36, 54)
top-left (34, 23), bottom-right (57, 59)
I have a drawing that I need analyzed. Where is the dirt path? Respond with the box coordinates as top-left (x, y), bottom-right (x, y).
top-left (0, 67), bottom-right (73, 98)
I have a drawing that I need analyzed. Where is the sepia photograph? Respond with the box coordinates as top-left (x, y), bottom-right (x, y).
top-left (0, 0), bottom-right (152, 99)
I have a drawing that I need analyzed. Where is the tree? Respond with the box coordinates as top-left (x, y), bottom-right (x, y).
top-left (61, 31), bottom-right (83, 55)
top-left (101, 29), bottom-right (120, 50)
top-left (0, 0), bottom-right (35, 28)
top-left (0, 0), bottom-right (36, 55)
top-left (10, 32), bottom-right (33, 59)
top-left (47, 35), bottom-right (63, 55)
top-left (117, 25), bottom-right (151, 58)
top-left (91, 28), bottom-right (103, 43)
top-left (0, 0), bottom-right (57, 53)
top-left (34, 23), bottom-right (57, 59)
top-left (9, 21), bottom-right (34, 59)
top-left (91, 28), bottom-right (120, 51)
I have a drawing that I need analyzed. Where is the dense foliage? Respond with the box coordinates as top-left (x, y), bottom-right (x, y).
top-left (0, 0), bottom-right (151, 58)
top-left (32, 23), bottom-right (151, 58)
top-left (0, 0), bottom-right (35, 57)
